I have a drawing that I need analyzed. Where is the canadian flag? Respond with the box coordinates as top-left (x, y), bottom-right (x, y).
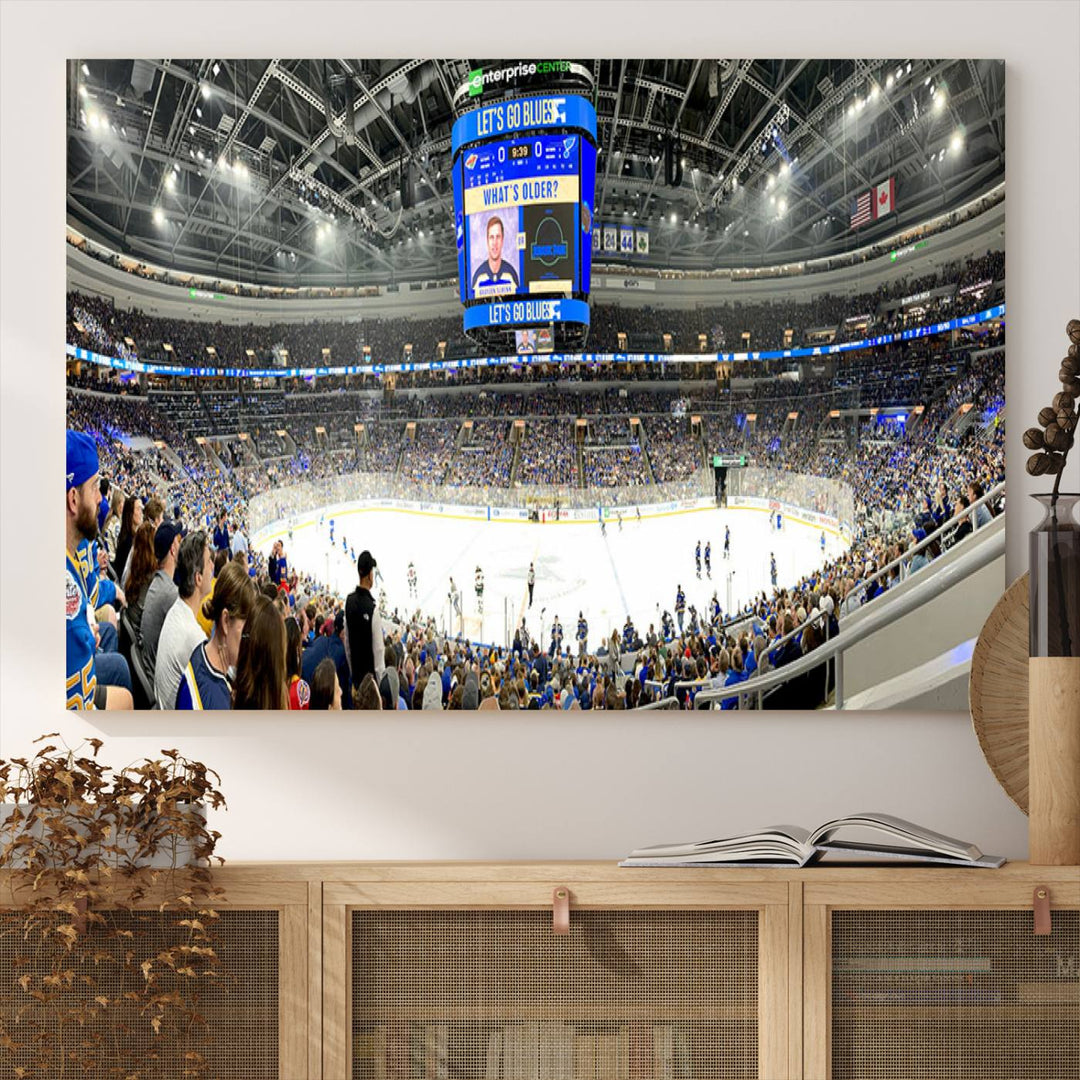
top-left (874, 177), bottom-right (896, 219)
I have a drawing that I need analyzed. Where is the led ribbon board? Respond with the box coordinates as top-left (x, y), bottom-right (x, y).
top-left (67, 303), bottom-right (1004, 378)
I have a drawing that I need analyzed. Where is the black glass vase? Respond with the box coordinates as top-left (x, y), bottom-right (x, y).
top-left (1029, 493), bottom-right (1080, 657)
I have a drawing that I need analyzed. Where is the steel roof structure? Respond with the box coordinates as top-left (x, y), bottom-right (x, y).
top-left (66, 58), bottom-right (1004, 287)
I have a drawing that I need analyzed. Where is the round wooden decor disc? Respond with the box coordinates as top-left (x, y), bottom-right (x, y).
top-left (969, 573), bottom-right (1030, 814)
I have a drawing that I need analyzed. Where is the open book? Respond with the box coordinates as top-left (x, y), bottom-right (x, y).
top-left (619, 812), bottom-right (1006, 868)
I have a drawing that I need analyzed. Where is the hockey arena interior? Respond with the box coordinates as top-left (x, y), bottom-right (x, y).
top-left (64, 58), bottom-right (1006, 712)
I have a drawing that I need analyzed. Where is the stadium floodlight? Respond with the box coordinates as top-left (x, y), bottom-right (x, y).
top-left (165, 172), bottom-right (176, 190)
top-left (780, 162), bottom-right (789, 177)
top-left (847, 104), bottom-right (855, 118)
top-left (886, 74), bottom-right (894, 89)
top-left (153, 207), bottom-right (165, 226)
top-left (934, 92), bottom-right (946, 112)
top-left (201, 83), bottom-right (211, 99)
top-left (870, 84), bottom-right (880, 101)
top-left (670, 212), bottom-right (677, 225)
top-left (78, 85), bottom-right (87, 99)
top-left (195, 106), bottom-right (202, 118)
top-left (743, 229), bottom-right (749, 236)
top-left (81, 62), bottom-right (89, 76)
top-left (767, 174), bottom-right (775, 189)
top-left (950, 131), bottom-right (964, 153)
top-left (778, 198), bottom-right (787, 214)
top-left (212, 62), bottom-right (220, 76)
top-left (770, 195), bottom-right (776, 206)
top-left (188, 125), bottom-right (195, 135)
top-left (906, 62), bottom-right (912, 74)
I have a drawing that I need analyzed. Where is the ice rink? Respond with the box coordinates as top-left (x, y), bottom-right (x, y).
top-left (256, 505), bottom-right (847, 650)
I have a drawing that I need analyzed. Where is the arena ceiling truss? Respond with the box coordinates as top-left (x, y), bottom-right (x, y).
top-left (67, 58), bottom-right (1005, 287)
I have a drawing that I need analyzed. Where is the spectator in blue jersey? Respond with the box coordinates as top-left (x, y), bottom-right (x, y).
top-left (212, 510), bottom-right (231, 555)
top-left (176, 561), bottom-right (255, 710)
top-left (65, 431), bottom-right (132, 710)
top-left (96, 477), bottom-right (110, 534)
top-left (471, 215), bottom-right (519, 294)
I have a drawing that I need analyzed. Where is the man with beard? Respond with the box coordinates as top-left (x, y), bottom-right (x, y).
top-left (66, 431), bottom-right (133, 710)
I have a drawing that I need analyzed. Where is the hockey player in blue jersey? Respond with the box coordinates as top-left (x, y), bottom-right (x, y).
top-left (695, 541), bottom-right (702, 579)
top-left (724, 525), bottom-right (731, 559)
top-left (704, 540), bottom-right (712, 578)
top-left (675, 586), bottom-right (686, 634)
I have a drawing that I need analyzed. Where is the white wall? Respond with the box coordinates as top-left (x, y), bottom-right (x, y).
top-left (2, 0), bottom-right (1077, 864)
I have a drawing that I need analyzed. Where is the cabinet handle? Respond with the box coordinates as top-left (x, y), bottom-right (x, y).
top-left (1033, 886), bottom-right (1052, 936)
top-left (553, 887), bottom-right (570, 935)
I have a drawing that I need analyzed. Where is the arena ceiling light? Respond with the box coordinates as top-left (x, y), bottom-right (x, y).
top-left (201, 83), bottom-right (211, 99)
top-left (78, 85), bottom-right (87, 99)
top-left (934, 91), bottom-right (947, 112)
top-left (81, 62), bottom-right (89, 75)
top-left (886, 73), bottom-right (895, 89)
top-left (152, 207), bottom-right (165, 226)
top-left (950, 131), bottom-right (964, 153)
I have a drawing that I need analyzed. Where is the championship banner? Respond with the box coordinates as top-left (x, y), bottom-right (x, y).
top-left (602, 224), bottom-right (617, 252)
top-left (592, 227), bottom-right (601, 252)
top-left (619, 225), bottom-right (634, 254)
top-left (635, 227), bottom-right (649, 255)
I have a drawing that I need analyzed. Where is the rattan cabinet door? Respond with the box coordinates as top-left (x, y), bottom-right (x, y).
top-left (324, 874), bottom-right (791, 1080)
top-left (804, 871), bottom-right (1080, 1080)
top-left (0, 907), bottom-right (290, 1080)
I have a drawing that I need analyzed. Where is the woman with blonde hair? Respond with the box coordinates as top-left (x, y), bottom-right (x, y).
top-left (177, 561), bottom-right (256, 710)
top-left (232, 593), bottom-right (289, 710)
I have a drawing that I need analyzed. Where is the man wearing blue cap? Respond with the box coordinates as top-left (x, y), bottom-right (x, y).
top-left (66, 431), bottom-right (133, 710)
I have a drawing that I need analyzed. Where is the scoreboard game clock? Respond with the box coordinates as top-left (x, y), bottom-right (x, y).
top-left (452, 84), bottom-right (598, 351)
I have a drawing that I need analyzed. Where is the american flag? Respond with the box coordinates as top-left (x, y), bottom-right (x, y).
top-left (851, 189), bottom-right (872, 228)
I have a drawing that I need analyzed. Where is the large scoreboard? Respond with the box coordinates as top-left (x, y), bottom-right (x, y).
top-left (451, 93), bottom-right (597, 350)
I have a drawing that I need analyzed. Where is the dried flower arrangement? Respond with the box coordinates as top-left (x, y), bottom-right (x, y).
top-left (0, 736), bottom-right (226, 1079)
top-left (1025, 319), bottom-right (1080, 660)
top-left (1024, 319), bottom-right (1080, 488)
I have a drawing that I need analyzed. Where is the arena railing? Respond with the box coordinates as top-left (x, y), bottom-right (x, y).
top-left (843, 480), bottom-right (1005, 609)
top-left (692, 512), bottom-right (1004, 710)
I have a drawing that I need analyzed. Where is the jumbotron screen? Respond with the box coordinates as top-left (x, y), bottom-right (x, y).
top-left (458, 133), bottom-right (595, 301)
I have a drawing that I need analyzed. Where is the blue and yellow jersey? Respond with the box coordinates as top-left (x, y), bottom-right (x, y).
top-left (75, 538), bottom-right (117, 612)
top-left (65, 549), bottom-right (97, 709)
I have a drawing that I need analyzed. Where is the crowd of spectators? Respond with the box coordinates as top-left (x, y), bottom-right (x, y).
top-left (66, 249), bottom-right (1004, 373)
top-left (515, 419), bottom-right (578, 486)
top-left (66, 379), bottom-right (1004, 715)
